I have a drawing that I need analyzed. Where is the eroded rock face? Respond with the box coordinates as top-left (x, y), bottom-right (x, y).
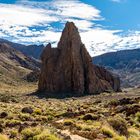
top-left (38, 22), bottom-right (120, 94)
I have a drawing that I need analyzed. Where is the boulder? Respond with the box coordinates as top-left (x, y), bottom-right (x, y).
top-left (38, 22), bottom-right (120, 95)
top-left (0, 112), bottom-right (8, 118)
top-left (21, 107), bottom-right (33, 114)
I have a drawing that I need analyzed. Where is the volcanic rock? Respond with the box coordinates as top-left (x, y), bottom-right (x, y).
top-left (0, 112), bottom-right (8, 118)
top-left (21, 107), bottom-right (33, 114)
top-left (38, 22), bottom-right (120, 95)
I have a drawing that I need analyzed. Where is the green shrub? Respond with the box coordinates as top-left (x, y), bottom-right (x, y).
top-left (21, 127), bottom-right (60, 140)
top-left (0, 95), bottom-right (11, 103)
top-left (47, 115), bottom-right (54, 121)
top-left (108, 116), bottom-right (128, 136)
top-left (33, 130), bottom-right (60, 140)
top-left (10, 129), bottom-right (18, 138)
top-left (19, 113), bottom-right (31, 121)
top-left (0, 134), bottom-right (9, 140)
top-left (101, 127), bottom-right (115, 138)
top-left (63, 119), bottom-right (74, 126)
top-left (34, 109), bottom-right (42, 115)
top-left (128, 128), bottom-right (140, 137)
top-left (21, 127), bottom-right (42, 140)
top-left (108, 99), bottom-right (118, 106)
top-left (114, 136), bottom-right (126, 140)
top-left (135, 112), bottom-right (140, 122)
top-left (21, 128), bottom-right (60, 140)
top-left (5, 119), bottom-right (21, 127)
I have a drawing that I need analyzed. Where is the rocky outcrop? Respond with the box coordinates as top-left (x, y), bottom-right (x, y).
top-left (38, 22), bottom-right (120, 95)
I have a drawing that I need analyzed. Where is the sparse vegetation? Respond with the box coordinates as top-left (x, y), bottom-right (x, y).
top-left (21, 127), bottom-right (42, 140)
top-left (108, 115), bottom-right (128, 136)
top-left (21, 127), bottom-right (61, 140)
top-left (63, 119), bottom-right (74, 126)
top-left (0, 84), bottom-right (140, 140)
top-left (135, 112), bottom-right (140, 122)
top-left (101, 126), bottom-right (115, 138)
top-left (0, 134), bottom-right (9, 140)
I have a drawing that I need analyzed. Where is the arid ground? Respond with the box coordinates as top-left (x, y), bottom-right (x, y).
top-left (0, 81), bottom-right (140, 140)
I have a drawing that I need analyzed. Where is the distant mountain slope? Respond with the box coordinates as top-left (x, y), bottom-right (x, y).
top-left (0, 38), bottom-right (44, 59)
top-left (93, 49), bottom-right (140, 88)
top-left (0, 43), bottom-right (40, 85)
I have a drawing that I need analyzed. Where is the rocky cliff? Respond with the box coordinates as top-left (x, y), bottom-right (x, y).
top-left (38, 22), bottom-right (120, 95)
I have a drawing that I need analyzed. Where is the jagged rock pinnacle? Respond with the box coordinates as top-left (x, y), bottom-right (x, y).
top-left (38, 22), bottom-right (120, 95)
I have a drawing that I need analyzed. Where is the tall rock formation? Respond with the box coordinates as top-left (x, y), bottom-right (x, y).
top-left (38, 22), bottom-right (120, 95)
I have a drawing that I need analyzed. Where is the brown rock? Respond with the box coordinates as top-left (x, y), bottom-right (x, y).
top-left (38, 22), bottom-right (120, 95)
top-left (0, 112), bottom-right (8, 118)
top-left (83, 114), bottom-right (98, 121)
top-left (21, 107), bottom-right (33, 114)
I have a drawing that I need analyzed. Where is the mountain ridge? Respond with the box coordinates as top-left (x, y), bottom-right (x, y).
top-left (1, 37), bottom-right (140, 88)
top-left (93, 49), bottom-right (140, 87)
top-left (0, 38), bottom-right (44, 59)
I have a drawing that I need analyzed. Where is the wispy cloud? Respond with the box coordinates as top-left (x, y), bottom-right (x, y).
top-left (111, 0), bottom-right (121, 2)
top-left (110, 0), bottom-right (126, 3)
top-left (0, 0), bottom-right (139, 56)
top-left (86, 30), bottom-right (140, 56)
top-left (0, 0), bottom-right (103, 44)
top-left (0, 4), bottom-right (58, 26)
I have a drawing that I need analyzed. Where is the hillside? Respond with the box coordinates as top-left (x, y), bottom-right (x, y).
top-left (0, 38), bottom-right (44, 59)
top-left (93, 49), bottom-right (140, 88)
top-left (0, 42), bottom-right (40, 88)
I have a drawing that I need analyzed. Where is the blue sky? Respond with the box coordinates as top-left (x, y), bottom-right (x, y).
top-left (0, 0), bottom-right (140, 56)
top-left (86, 0), bottom-right (140, 31)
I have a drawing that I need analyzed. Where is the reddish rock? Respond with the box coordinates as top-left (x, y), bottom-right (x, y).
top-left (38, 22), bottom-right (120, 95)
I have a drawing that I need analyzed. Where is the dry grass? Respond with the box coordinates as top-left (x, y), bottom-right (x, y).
top-left (0, 85), bottom-right (140, 140)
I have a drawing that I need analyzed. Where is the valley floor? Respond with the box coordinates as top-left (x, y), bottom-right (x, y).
top-left (0, 83), bottom-right (140, 140)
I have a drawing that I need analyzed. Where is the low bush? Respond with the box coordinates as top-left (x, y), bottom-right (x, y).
top-left (0, 134), bottom-right (9, 140)
top-left (114, 136), bottom-right (126, 140)
top-left (108, 116), bottom-right (128, 136)
top-left (10, 129), bottom-right (18, 138)
top-left (101, 126), bottom-right (115, 138)
top-left (33, 130), bottom-right (60, 140)
top-left (21, 127), bottom-right (42, 140)
top-left (34, 108), bottom-right (42, 115)
top-left (63, 119), bottom-right (74, 126)
top-left (135, 112), bottom-right (140, 122)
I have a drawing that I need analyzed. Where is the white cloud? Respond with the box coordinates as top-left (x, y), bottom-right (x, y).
top-left (84, 30), bottom-right (140, 56)
top-left (0, 0), bottom-right (103, 44)
top-left (0, 4), bottom-right (58, 26)
top-left (81, 29), bottom-right (121, 56)
top-left (0, 0), bottom-right (139, 57)
top-left (50, 0), bottom-right (102, 20)
top-left (111, 0), bottom-right (126, 3)
top-left (12, 31), bottom-right (61, 46)
top-left (15, 0), bottom-right (102, 30)
top-left (111, 0), bottom-right (121, 2)
top-left (64, 19), bottom-right (94, 31)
